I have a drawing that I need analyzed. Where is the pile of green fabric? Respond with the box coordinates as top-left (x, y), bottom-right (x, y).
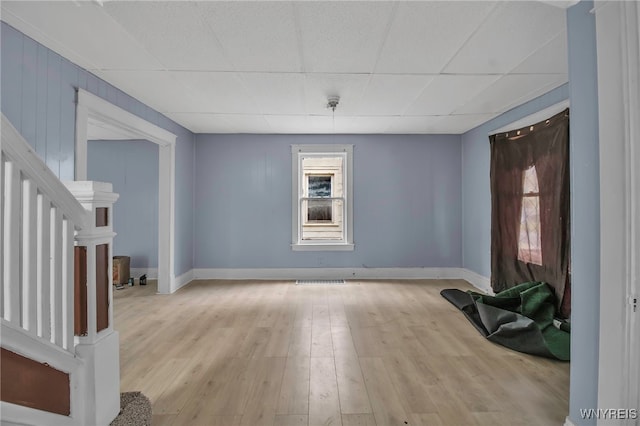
top-left (442, 281), bottom-right (570, 361)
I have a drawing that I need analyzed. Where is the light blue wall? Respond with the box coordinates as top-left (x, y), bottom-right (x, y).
top-left (194, 134), bottom-right (462, 269)
top-left (1, 22), bottom-right (75, 180)
top-left (88, 140), bottom-right (159, 269)
top-left (567, 1), bottom-right (600, 424)
top-left (461, 84), bottom-right (569, 278)
top-left (1, 22), bottom-right (195, 276)
top-left (461, 1), bottom-right (601, 423)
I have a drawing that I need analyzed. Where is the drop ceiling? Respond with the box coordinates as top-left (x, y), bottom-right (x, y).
top-left (1, 1), bottom-right (570, 134)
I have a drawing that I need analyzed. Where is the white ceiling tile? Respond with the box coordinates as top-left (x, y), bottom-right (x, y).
top-left (305, 116), bottom-right (337, 134)
top-left (263, 115), bottom-right (314, 134)
top-left (266, 115), bottom-right (335, 133)
top-left (238, 73), bottom-right (306, 115)
top-left (97, 70), bottom-right (198, 114)
top-left (376, 1), bottom-right (498, 74)
top-left (163, 113), bottom-right (236, 134)
top-left (500, 74), bottom-right (568, 112)
top-left (2, 1), bottom-right (571, 134)
top-left (406, 74), bottom-right (501, 116)
top-left (511, 30), bottom-right (568, 74)
top-left (1, 1), bottom-right (164, 71)
top-left (172, 72), bottom-right (261, 114)
top-left (385, 116), bottom-right (444, 134)
top-left (165, 113), bottom-right (272, 134)
top-left (296, 2), bottom-right (394, 73)
top-left (444, 1), bottom-right (566, 74)
top-left (333, 117), bottom-right (394, 134)
top-left (538, 1), bottom-right (580, 9)
top-left (215, 115), bottom-right (273, 134)
top-left (198, 2), bottom-right (301, 72)
top-left (102, 2), bottom-right (232, 71)
top-left (355, 75), bottom-right (435, 116)
top-left (455, 74), bottom-right (568, 115)
top-left (263, 115), bottom-right (397, 134)
top-left (433, 114), bottom-right (497, 134)
top-left (304, 74), bottom-right (371, 116)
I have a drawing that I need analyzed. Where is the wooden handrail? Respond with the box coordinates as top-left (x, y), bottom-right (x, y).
top-left (1, 114), bottom-right (88, 230)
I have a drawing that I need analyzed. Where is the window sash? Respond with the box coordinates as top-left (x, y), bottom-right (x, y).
top-left (292, 145), bottom-right (353, 249)
top-left (300, 198), bottom-right (346, 241)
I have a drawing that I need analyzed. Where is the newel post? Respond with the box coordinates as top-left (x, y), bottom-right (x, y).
top-left (65, 181), bottom-right (120, 426)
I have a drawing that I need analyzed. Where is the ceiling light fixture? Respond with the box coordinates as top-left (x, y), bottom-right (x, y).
top-left (327, 96), bottom-right (340, 132)
top-left (327, 96), bottom-right (340, 112)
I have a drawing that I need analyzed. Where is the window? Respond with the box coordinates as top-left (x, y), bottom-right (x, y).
top-left (518, 165), bottom-right (542, 265)
top-left (291, 145), bottom-right (353, 251)
top-left (307, 175), bottom-right (333, 222)
top-left (489, 108), bottom-right (570, 316)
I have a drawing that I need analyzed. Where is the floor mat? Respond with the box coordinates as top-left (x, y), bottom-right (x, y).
top-left (441, 282), bottom-right (570, 361)
top-left (110, 392), bottom-right (152, 426)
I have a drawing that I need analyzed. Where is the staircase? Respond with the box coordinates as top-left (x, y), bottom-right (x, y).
top-left (1, 113), bottom-right (120, 426)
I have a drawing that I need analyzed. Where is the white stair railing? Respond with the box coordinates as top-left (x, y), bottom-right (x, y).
top-left (1, 113), bottom-right (88, 353)
top-left (1, 113), bottom-right (120, 426)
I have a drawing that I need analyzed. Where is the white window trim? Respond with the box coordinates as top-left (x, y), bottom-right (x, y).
top-left (291, 144), bottom-right (354, 251)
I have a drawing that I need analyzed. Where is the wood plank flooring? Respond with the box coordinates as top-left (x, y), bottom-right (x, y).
top-left (114, 279), bottom-right (569, 426)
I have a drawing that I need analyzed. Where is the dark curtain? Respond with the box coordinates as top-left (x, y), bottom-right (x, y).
top-left (490, 109), bottom-right (571, 317)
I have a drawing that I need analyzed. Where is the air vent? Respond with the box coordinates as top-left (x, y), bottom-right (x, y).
top-left (296, 279), bottom-right (345, 285)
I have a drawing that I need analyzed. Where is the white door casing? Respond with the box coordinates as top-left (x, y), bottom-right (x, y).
top-left (595, 0), bottom-right (639, 423)
top-left (74, 89), bottom-right (177, 294)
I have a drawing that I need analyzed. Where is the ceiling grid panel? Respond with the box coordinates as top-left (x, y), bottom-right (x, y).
top-left (0, 0), bottom-right (570, 134)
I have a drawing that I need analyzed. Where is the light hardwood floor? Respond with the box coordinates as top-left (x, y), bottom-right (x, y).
top-left (114, 279), bottom-right (569, 426)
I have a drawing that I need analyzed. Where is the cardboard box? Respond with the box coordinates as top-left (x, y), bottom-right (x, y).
top-left (113, 256), bottom-right (130, 285)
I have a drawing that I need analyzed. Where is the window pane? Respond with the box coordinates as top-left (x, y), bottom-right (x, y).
top-left (518, 166), bottom-right (542, 265)
top-left (301, 199), bottom-right (344, 241)
top-left (308, 199), bottom-right (332, 221)
top-left (308, 175), bottom-right (331, 197)
top-left (302, 156), bottom-right (343, 198)
top-left (523, 165), bottom-right (539, 194)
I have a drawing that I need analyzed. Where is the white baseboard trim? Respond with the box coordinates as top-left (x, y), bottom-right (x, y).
top-left (130, 268), bottom-right (158, 279)
top-left (459, 268), bottom-right (494, 295)
top-left (563, 416), bottom-right (576, 426)
top-left (169, 267), bottom-right (491, 294)
top-left (189, 267), bottom-right (488, 291)
top-left (171, 269), bottom-right (194, 293)
top-left (192, 267), bottom-right (463, 281)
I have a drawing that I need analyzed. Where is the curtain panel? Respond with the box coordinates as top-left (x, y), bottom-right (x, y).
top-left (489, 109), bottom-right (571, 317)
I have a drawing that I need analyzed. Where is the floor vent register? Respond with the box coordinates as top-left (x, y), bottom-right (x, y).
top-left (296, 279), bottom-right (346, 285)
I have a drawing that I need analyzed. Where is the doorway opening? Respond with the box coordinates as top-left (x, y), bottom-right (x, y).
top-left (74, 89), bottom-right (177, 294)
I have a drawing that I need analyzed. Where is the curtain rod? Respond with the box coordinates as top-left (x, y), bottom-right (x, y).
top-left (488, 100), bottom-right (570, 136)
